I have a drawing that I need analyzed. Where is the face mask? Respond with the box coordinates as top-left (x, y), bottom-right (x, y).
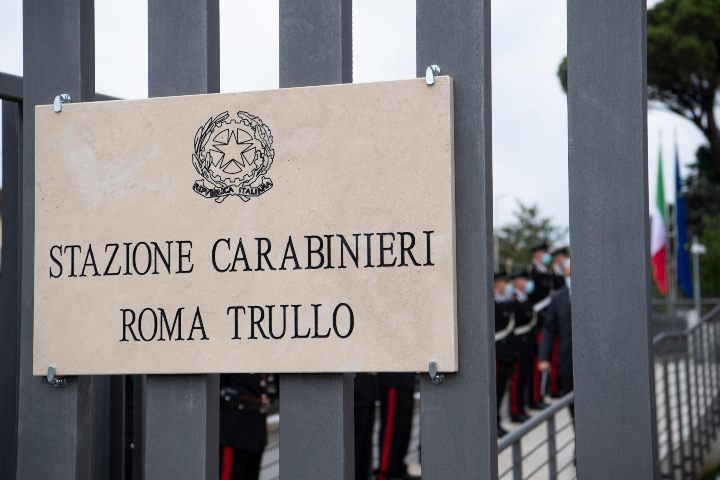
top-left (504, 283), bottom-right (514, 299)
top-left (565, 277), bottom-right (571, 290)
top-left (563, 258), bottom-right (570, 269)
top-left (525, 280), bottom-right (535, 295)
top-left (541, 253), bottom-right (552, 266)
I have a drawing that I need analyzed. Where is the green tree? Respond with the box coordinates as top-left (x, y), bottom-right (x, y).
top-left (496, 201), bottom-right (565, 273)
top-left (558, 0), bottom-right (720, 176)
top-left (697, 214), bottom-right (720, 296)
top-left (685, 145), bottom-right (720, 232)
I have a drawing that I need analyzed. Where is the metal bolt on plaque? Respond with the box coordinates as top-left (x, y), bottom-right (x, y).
top-left (53, 93), bottom-right (71, 113)
top-left (46, 367), bottom-right (66, 388)
top-left (428, 361), bottom-right (444, 385)
top-left (425, 65), bottom-right (441, 85)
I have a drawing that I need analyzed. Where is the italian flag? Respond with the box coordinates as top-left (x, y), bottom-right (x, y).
top-left (651, 148), bottom-right (667, 295)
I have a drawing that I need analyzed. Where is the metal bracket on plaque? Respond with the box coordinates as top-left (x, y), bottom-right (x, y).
top-left (47, 367), bottom-right (66, 388)
top-left (53, 93), bottom-right (72, 113)
top-left (425, 65), bottom-right (441, 85)
top-left (428, 361), bottom-right (445, 385)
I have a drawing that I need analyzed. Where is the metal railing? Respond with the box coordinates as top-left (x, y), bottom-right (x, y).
top-left (256, 305), bottom-right (720, 480)
top-left (498, 393), bottom-right (576, 480)
top-left (654, 303), bottom-right (720, 479)
top-left (490, 302), bottom-right (720, 480)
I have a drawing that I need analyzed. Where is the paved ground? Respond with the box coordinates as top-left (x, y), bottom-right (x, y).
top-left (259, 395), bottom-right (576, 480)
top-left (497, 405), bottom-right (575, 480)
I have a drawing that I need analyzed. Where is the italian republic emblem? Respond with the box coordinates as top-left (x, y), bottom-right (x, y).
top-left (192, 110), bottom-right (274, 203)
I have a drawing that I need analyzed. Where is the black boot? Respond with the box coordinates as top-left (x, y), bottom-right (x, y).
top-left (510, 410), bottom-right (530, 423)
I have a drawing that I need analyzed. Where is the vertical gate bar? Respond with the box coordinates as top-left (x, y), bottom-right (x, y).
top-left (656, 375), bottom-right (666, 479)
top-left (511, 442), bottom-right (522, 480)
top-left (567, 0), bottom-right (659, 477)
top-left (662, 357), bottom-right (676, 477)
top-left (673, 352), bottom-right (686, 478)
top-left (547, 414), bottom-right (558, 479)
top-left (132, 375), bottom-right (146, 480)
top-left (16, 1), bottom-right (95, 479)
top-left (698, 326), bottom-right (707, 441)
top-left (279, 375), bottom-right (354, 479)
top-left (278, 1), bottom-right (354, 479)
top-left (684, 337), bottom-right (697, 478)
top-left (0, 99), bottom-right (21, 479)
top-left (706, 322), bottom-right (718, 428)
top-left (713, 321), bottom-right (720, 423)
top-left (693, 330), bottom-right (708, 455)
top-left (107, 376), bottom-right (126, 480)
top-left (416, 1), bottom-right (497, 478)
top-left (706, 325), bottom-right (716, 438)
top-left (143, 2), bottom-right (220, 479)
top-left (700, 326), bottom-right (713, 445)
top-left (711, 322), bottom-right (720, 425)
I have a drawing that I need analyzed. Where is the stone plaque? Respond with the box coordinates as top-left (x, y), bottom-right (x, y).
top-left (33, 77), bottom-right (457, 375)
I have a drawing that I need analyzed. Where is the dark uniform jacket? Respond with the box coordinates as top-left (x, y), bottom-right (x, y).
top-left (529, 261), bottom-right (555, 329)
top-left (528, 262), bottom-right (554, 304)
top-left (539, 287), bottom-right (573, 378)
top-left (220, 374), bottom-right (269, 453)
top-left (512, 290), bottom-right (535, 349)
top-left (378, 373), bottom-right (416, 392)
top-left (495, 294), bottom-right (515, 362)
top-left (551, 264), bottom-right (566, 290)
top-left (355, 373), bottom-right (379, 408)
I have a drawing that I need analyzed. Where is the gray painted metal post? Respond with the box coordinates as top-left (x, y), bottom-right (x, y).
top-left (547, 415), bottom-right (558, 478)
top-left (672, 354), bottom-right (686, 476)
top-left (683, 341), bottom-right (697, 477)
top-left (417, 1), bottom-right (498, 478)
top-left (278, 1), bottom-right (354, 479)
top-left (567, 0), bottom-right (659, 477)
top-left (144, 2), bottom-right (220, 479)
top-left (662, 357), bottom-right (675, 474)
top-left (1, 99), bottom-right (21, 479)
top-left (0, 73), bottom-right (23, 102)
top-left (511, 443), bottom-right (522, 480)
top-left (16, 1), bottom-right (95, 478)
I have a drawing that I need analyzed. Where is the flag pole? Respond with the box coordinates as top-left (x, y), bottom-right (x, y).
top-left (667, 203), bottom-right (677, 316)
top-left (668, 130), bottom-right (679, 315)
top-left (691, 236), bottom-right (706, 323)
top-left (659, 130), bottom-right (677, 315)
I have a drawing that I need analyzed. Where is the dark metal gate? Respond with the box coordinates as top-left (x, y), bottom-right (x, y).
top-left (0, 1), bottom-right (659, 478)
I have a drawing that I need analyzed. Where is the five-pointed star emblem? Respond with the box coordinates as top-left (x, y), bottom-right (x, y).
top-left (209, 128), bottom-right (257, 174)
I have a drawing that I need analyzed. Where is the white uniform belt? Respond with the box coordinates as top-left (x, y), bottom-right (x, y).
top-left (533, 295), bottom-right (552, 313)
top-left (495, 314), bottom-right (515, 342)
top-left (514, 315), bottom-right (536, 336)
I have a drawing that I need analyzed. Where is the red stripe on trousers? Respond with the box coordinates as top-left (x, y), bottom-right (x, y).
top-left (379, 388), bottom-right (397, 480)
top-left (221, 446), bottom-right (233, 480)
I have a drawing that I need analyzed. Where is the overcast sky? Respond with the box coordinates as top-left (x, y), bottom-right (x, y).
top-left (0, 0), bottom-right (707, 234)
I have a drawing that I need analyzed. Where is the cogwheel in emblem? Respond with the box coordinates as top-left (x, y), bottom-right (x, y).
top-left (192, 110), bottom-right (274, 203)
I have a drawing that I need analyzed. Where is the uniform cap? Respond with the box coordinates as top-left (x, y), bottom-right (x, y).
top-left (530, 242), bottom-right (549, 253)
top-left (494, 271), bottom-right (509, 281)
top-left (510, 270), bottom-right (530, 280)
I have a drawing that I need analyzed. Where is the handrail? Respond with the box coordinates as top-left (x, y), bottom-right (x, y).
top-left (651, 301), bottom-right (720, 480)
top-left (653, 303), bottom-right (720, 346)
top-left (498, 392), bottom-right (574, 450)
top-left (652, 298), bottom-right (720, 306)
top-left (497, 301), bottom-right (720, 480)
